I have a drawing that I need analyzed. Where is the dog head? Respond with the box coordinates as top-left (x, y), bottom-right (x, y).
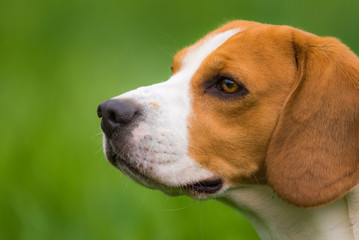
top-left (98, 20), bottom-right (359, 207)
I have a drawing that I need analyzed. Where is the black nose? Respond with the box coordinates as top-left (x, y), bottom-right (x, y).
top-left (97, 99), bottom-right (139, 137)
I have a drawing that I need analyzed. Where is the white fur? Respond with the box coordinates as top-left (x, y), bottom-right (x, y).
top-left (347, 186), bottom-right (359, 239)
top-left (109, 29), bottom-right (241, 187)
top-left (223, 185), bottom-right (357, 240)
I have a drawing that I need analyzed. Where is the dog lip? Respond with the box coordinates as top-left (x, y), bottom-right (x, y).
top-left (108, 152), bottom-right (149, 181)
top-left (107, 152), bottom-right (119, 166)
top-left (185, 178), bottom-right (223, 194)
top-left (107, 150), bottom-right (160, 189)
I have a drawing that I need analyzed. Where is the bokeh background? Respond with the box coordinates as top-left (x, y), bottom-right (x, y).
top-left (1, 0), bottom-right (359, 239)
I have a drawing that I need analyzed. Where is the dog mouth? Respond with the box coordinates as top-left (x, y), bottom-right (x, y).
top-left (184, 179), bottom-right (223, 195)
top-left (106, 145), bottom-right (223, 196)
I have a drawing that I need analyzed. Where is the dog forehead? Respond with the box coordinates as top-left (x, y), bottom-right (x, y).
top-left (182, 29), bottom-right (241, 71)
top-left (172, 28), bottom-right (241, 76)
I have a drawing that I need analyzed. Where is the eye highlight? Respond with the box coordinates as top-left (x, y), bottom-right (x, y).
top-left (218, 79), bottom-right (240, 93)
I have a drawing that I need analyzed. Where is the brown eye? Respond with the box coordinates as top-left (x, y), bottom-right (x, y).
top-left (205, 75), bottom-right (248, 98)
top-left (220, 79), bottom-right (239, 93)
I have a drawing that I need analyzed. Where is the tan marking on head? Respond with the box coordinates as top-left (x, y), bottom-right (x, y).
top-left (172, 48), bottom-right (188, 74)
top-left (187, 21), bottom-right (298, 185)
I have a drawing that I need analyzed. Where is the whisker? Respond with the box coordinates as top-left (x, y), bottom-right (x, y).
top-left (188, 144), bottom-right (205, 153)
top-left (157, 45), bottom-right (175, 58)
top-left (120, 178), bottom-right (130, 195)
top-left (154, 200), bottom-right (196, 212)
top-left (162, 32), bottom-right (180, 45)
top-left (137, 190), bottom-right (150, 210)
top-left (252, 174), bottom-right (260, 185)
top-left (91, 130), bottom-right (103, 139)
top-left (95, 148), bottom-right (104, 155)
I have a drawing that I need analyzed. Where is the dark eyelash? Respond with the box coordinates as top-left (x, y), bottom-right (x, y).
top-left (204, 74), bottom-right (249, 98)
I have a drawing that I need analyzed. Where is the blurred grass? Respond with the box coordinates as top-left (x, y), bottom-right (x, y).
top-left (1, 0), bottom-right (359, 239)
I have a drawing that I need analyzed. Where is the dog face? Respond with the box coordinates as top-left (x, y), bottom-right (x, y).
top-left (98, 20), bottom-right (359, 207)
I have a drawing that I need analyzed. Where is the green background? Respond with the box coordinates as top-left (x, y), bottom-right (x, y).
top-left (1, 0), bottom-right (359, 239)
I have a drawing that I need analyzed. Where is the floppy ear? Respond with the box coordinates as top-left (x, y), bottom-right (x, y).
top-left (266, 29), bottom-right (359, 208)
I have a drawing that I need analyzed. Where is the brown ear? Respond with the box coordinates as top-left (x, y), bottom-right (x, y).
top-left (266, 29), bottom-right (359, 208)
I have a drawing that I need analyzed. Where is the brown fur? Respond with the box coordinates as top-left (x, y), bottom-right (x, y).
top-left (180, 21), bottom-right (359, 207)
top-left (266, 28), bottom-right (359, 207)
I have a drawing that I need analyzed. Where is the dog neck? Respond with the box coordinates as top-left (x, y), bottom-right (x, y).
top-left (220, 185), bottom-right (359, 240)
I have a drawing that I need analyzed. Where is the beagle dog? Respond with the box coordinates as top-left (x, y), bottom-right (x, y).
top-left (97, 20), bottom-right (359, 240)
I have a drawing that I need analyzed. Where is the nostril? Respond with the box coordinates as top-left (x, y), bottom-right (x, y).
top-left (97, 105), bottom-right (103, 118)
top-left (108, 110), bottom-right (117, 123)
top-left (97, 99), bottom-right (140, 137)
